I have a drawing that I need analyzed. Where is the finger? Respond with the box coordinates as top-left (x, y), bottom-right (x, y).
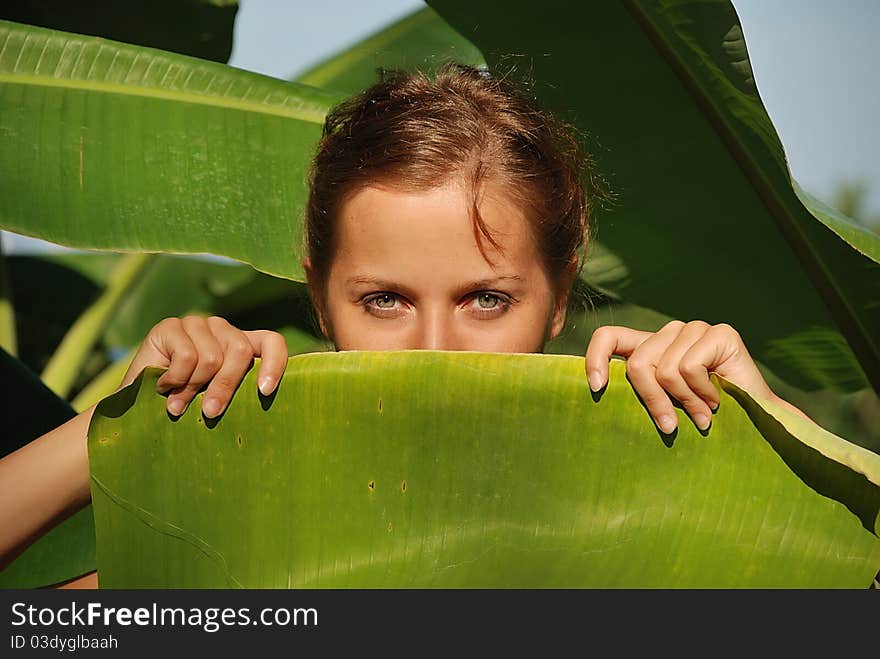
top-left (152, 318), bottom-right (199, 391)
top-left (584, 325), bottom-right (652, 392)
top-left (143, 319), bottom-right (201, 416)
top-left (195, 316), bottom-right (258, 417)
top-left (654, 321), bottom-right (717, 430)
top-left (243, 330), bottom-right (289, 395)
top-left (624, 322), bottom-right (684, 434)
top-left (121, 317), bottom-right (181, 390)
top-left (164, 315), bottom-right (225, 416)
top-left (201, 335), bottom-right (255, 418)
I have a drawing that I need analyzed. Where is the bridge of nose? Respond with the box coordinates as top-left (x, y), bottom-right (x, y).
top-left (412, 301), bottom-right (459, 351)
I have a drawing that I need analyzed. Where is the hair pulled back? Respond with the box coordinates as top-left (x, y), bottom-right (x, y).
top-left (304, 61), bottom-right (598, 299)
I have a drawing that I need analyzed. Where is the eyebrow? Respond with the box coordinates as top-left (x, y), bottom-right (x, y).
top-left (345, 274), bottom-right (526, 292)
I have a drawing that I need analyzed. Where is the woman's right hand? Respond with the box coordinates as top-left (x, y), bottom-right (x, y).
top-left (120, 315), bottom-right (289, 418)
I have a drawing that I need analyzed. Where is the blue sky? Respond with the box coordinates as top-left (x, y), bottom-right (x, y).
top-left (3, 0), bottom-right (878, 253)
top-left (733, 0), bottom-right (879, 217)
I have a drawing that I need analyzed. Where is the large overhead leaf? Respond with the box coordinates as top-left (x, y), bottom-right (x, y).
top-left (0, 0), bottom-right (238, 64)
top-left (427, 0), bottom-right (880, 401)
top-left (89, 352), bottom-right (880, 588)
top-left (293, 6), bottom-right (484, 94)
top-left (0, 20), bottom-right (342, 281)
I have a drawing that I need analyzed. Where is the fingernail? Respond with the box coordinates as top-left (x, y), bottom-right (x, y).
top-left (693, 413), bottom-right (711, 431)
top-left (203, 397), bottom-right (222, 418)
top-left (167, 399), bottom-right (185, 416)
top-left (588, 370), bottom-right (603, 392)
top-left (710, 401), bottom-right (719, 412)
top-left (658, 414), bottom-right (677, 434)
top-left (258, 375), bottom-right (275, 396)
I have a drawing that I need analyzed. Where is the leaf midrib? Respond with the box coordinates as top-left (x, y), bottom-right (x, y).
top-left (0, 73), bottom-right (329, 123)
top-left (0, 21), bottom-right (338, 123)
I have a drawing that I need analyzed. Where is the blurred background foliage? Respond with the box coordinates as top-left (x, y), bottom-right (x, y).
top-left (832, 180), bottom-right (880, 236)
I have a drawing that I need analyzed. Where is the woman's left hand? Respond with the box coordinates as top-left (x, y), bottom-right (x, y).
top-left (585, 320), bottom-right (785, 434)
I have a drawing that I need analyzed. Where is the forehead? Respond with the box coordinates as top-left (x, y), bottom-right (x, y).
top-left (330, 180), bottom-right (543, 282)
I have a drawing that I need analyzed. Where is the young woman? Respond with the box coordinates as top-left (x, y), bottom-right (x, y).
top-left (0, 63), bottom-right (813, 586)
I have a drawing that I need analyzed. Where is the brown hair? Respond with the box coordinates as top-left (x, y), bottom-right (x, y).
top-left (304, 61), bottom-right (600, 315)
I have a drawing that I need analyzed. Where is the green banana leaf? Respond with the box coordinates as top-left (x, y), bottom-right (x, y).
top-left (426, 0), bottom-right (880, 402)
top-left (0, 19), bottom-right (342, 281)
top-left (88, 352), bottom-right (880, 588)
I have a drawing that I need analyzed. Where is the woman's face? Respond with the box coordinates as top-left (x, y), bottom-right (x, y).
top-left (306, 179), bottom-right (573, 353)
